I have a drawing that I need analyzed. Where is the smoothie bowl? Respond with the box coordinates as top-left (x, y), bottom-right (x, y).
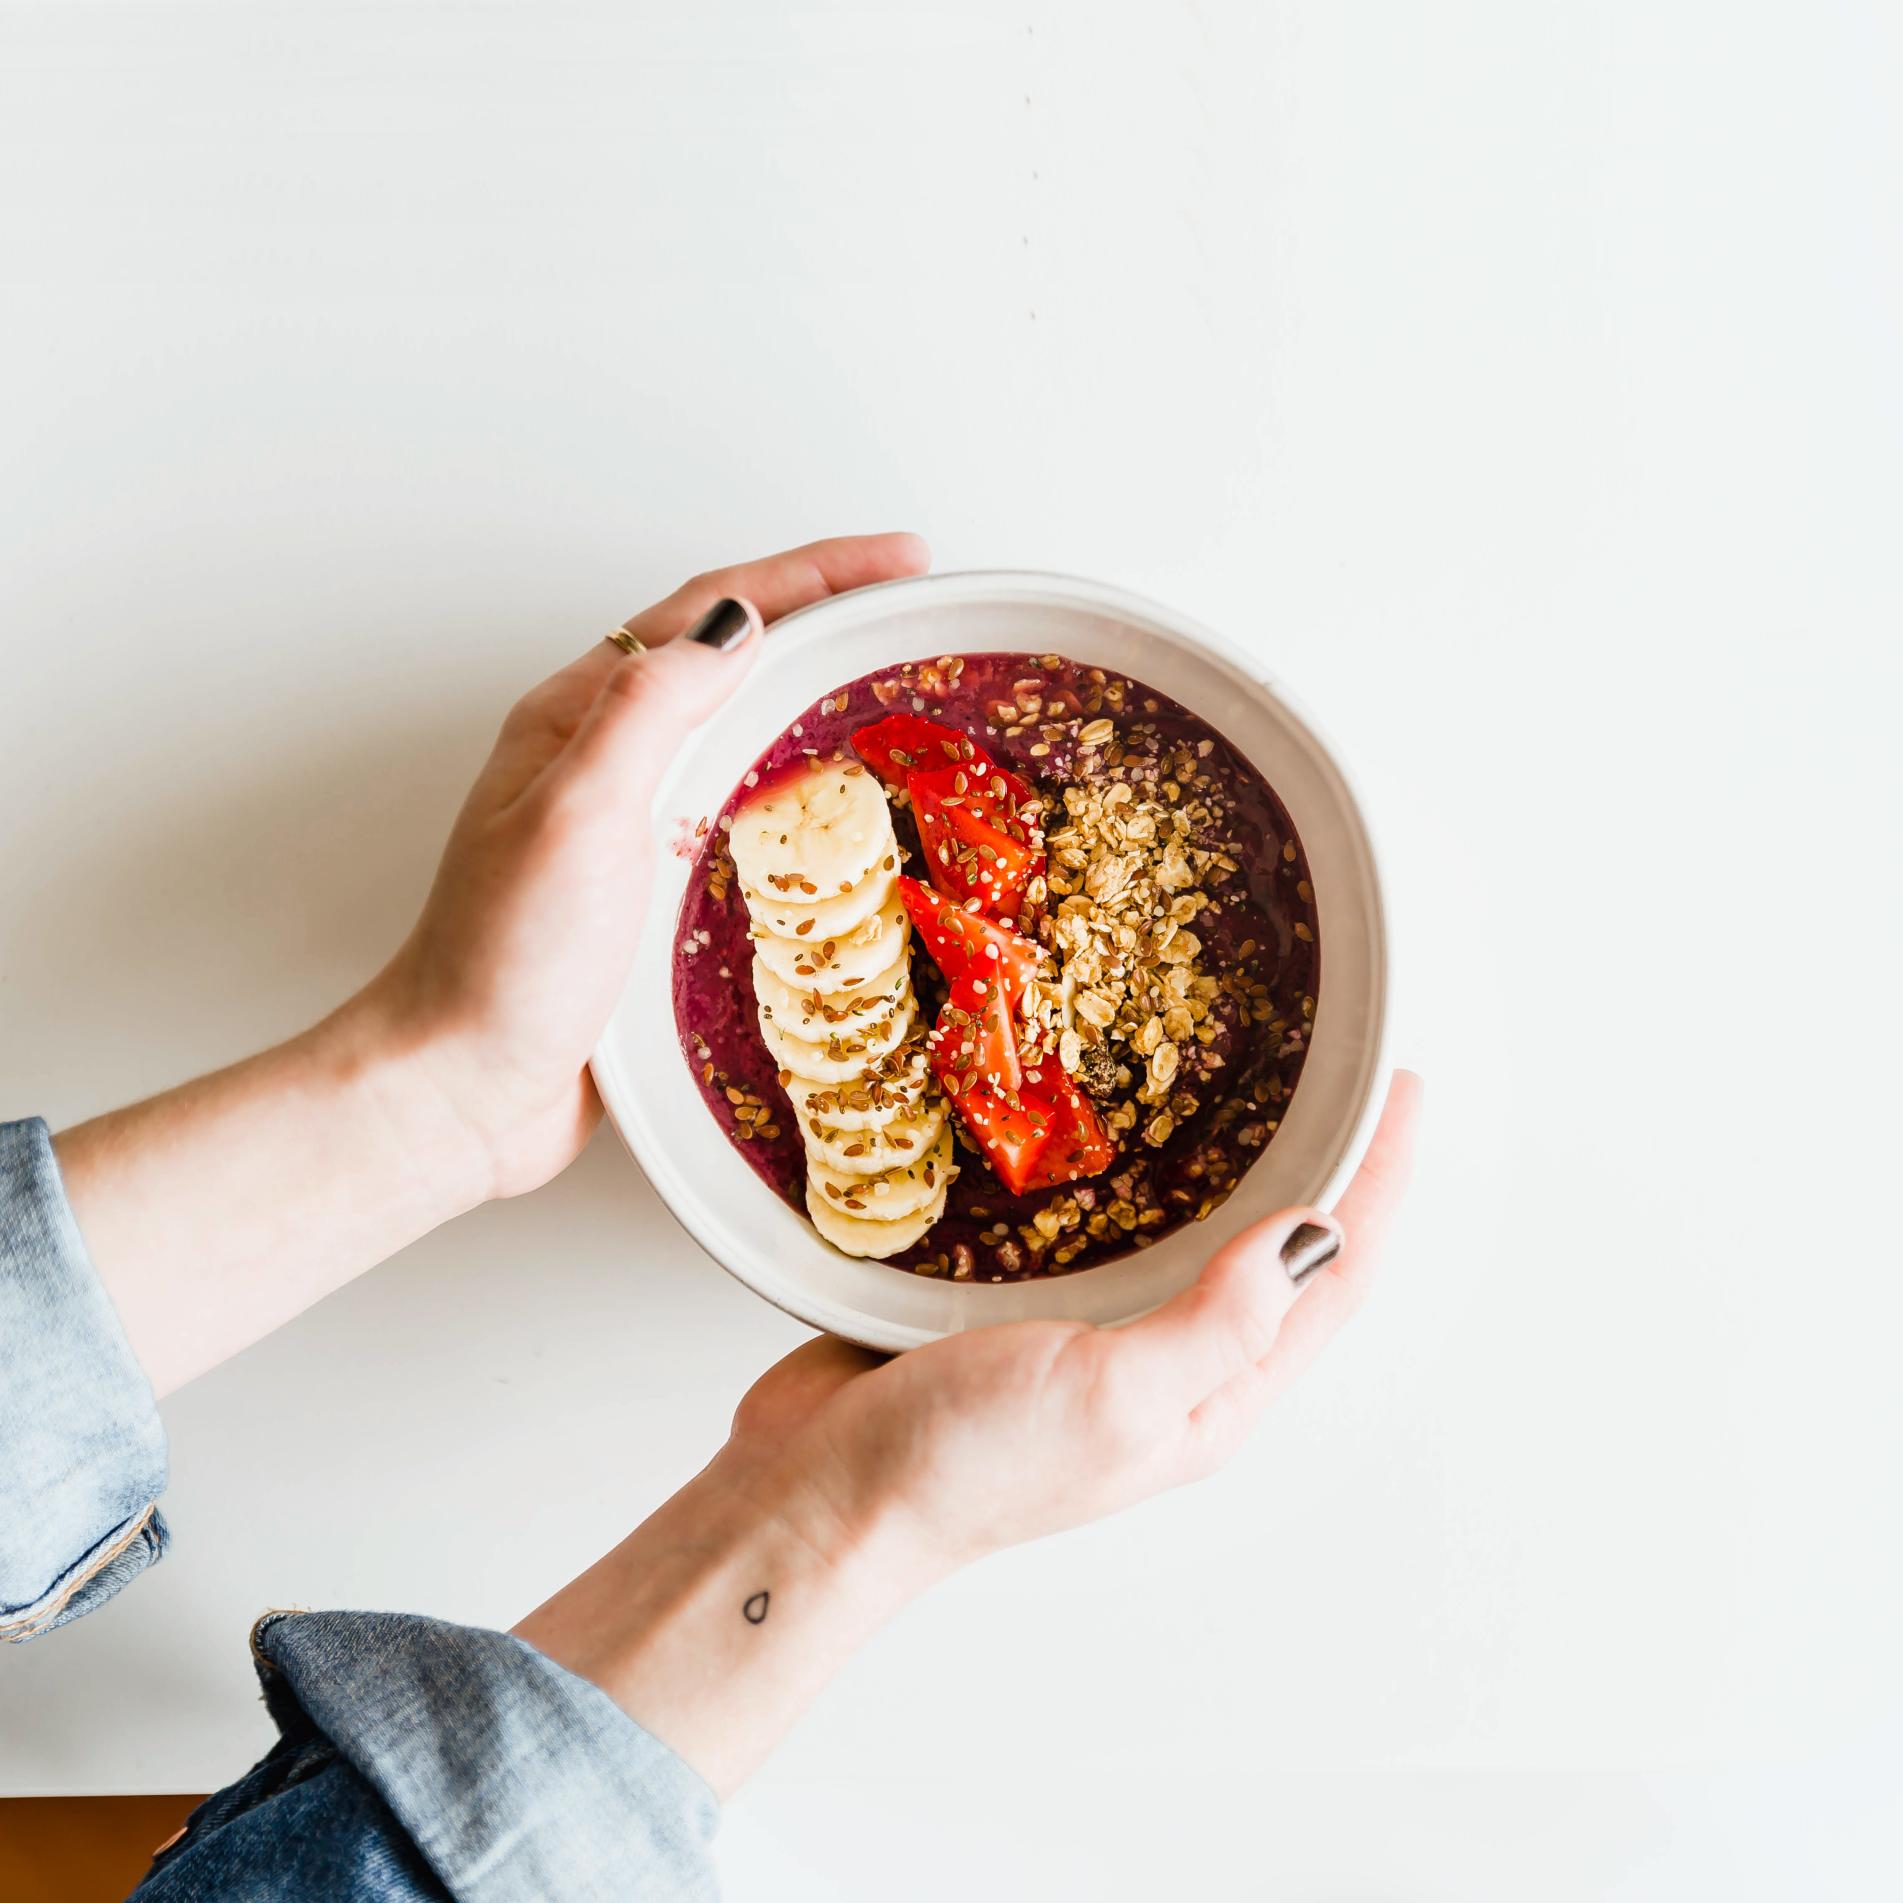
top-left (593, 572), bottom-right (1390, 1351)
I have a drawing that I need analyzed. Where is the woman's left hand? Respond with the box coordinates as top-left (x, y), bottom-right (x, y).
top-left (60, 533), bottom-right (930, 1395)
top-left (369, 533), bottom-right (931, 1198)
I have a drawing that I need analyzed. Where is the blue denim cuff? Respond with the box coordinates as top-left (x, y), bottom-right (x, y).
top-left (0, 1117), bottom-right (169, 1640)
top-left (252, 1611), bottom-right (721, 1903)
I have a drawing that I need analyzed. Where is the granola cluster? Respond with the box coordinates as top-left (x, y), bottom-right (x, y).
top-left (1038, 718), bottom-right (1244, 1148)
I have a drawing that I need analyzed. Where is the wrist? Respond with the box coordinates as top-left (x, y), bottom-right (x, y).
top-left (347, 945), bottom-right (602, 1203)
top-left (515, 1447), bottom-right (944, 1797)
top-left (716, 1438), bottom-right (952, 1612)
top-left (313, 981), bottom-right (496, 1222)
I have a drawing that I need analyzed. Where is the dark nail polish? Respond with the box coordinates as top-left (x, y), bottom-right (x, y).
top-left (687, 597), bottom-right (752, 652)
top-left (1282, 1221), bottom-right (1341, 1286)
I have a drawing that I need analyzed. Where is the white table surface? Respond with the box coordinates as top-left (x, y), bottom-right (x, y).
top-left (3, 2), bottom-right (1899, 1895)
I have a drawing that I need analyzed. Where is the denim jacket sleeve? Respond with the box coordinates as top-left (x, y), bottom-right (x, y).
top-left (0, 1117), bottom-right (169, 1639)
top-left (134, 1612), bottom-right (721, 1902)
top-left (3, 1113), bottom-right (723, 1899)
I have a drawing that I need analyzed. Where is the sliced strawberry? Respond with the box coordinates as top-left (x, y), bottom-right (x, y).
top-left (945, 1063), bottom-right (1115, 1199)
top-left (934, 993), bottom-right (1117, 1195)
top-left (898, 877), bottom-right (1042, 999)
top-left (944, 805), bottom-right (1038, 917)
top-left (963, 917), bottom-right (1042, 1001)
top-left (907, 772), bottom-right (955, 872)
top-left (907, 775), bottom-right (966, 905)
top-left (927, 970), bottom-right (1022, 1098)
top-left (909, 776), bottom-right (992, 911)
top-left (1015, 1069), bottom-right (1117, 1190)
top-left (908, 760), bottom-right (1038, 840)
top-left (853, 714), bottom-right (981, 788)
top-left (856, 714), bottom-right (1042, 827)
top-left (909, 768), bottom-right (1041, 919)
top-left (942, 756), bottom-right (1040, 827)
top-left (897, 874), bottom-right (972, 976)
top-left (908, 762), bottom-right (1045, 917)
top-left (991, 764), bottom-right (1042, 825)
top-left (951, 1079), bottom-right (1051, 1198)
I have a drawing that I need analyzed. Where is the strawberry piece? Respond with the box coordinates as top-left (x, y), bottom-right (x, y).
top-left (945, 806), bottom-right (1038, 917)
top-left (933, 1004), bottom-right (1118, 1196)
top-left (950, 1079), bottom-right (1051, 1199)
top-left (907, 760), bottom-right (1039, 840)
top-left (853, 714), bottom-right (979, 788)
top-left (907, 773), bottom-right (960, 890)
top-left (909, 768), bottom-right (1041, 919)
top-left (856, 716), bottom-right (1040, 831)
top-left (897, 877), bottom-right (1042, 1000)
top-left (946, 1065), bottom-right (1116, 1199)
top-left (927, 970), bottom-right (1022, 1098)
top-left (969, 759), bottom-right (1041, 823)
top-left (1014, 1070), bottom-right (1117, 1190)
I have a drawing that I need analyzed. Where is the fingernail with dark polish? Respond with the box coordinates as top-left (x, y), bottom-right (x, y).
top-left (687, 597), bottom-right (753, 652)
top-left (1282, 1221), bottom-right (1341, 1286)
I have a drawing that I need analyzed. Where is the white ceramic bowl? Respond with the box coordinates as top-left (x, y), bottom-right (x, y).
top-left (593, 571), bottom-right (1391, 1351)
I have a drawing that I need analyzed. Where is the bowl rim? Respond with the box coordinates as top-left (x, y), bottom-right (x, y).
top-left (590, 566), bottom-right (1393, 1348)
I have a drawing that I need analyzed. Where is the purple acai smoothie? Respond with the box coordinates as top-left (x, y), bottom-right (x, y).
top-left (670, 652), bottom-right (1319, 1283)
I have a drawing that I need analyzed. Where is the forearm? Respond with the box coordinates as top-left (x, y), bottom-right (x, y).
top-left (513, 1446), bottom-right (939, 1799)
top-left (55, 979), bottom-right (489, 1398)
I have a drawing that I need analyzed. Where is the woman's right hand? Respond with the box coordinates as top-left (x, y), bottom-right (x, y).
top-left (518, 1073), bottom-right (1420, 1798)
top-left (726, 1070), bottom-right (1423, 1575)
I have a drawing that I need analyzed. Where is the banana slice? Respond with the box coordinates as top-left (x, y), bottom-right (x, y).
top-left (782, 1044), bottom-right (934, 1133)
top-left (726, 753), bottom-right (958, 1258)
top-left (728, 762), bottom-right (891, 897)
top-left (806, 1123), bottom-right (955, 1219)
top-left (758, 992), bottom-right (916, 1083)
top-left (751, 891), bottom-right (909, 990)
top-left (751, 947), bottom-right (909, 1038)
top-left (801, 1098), bottom-right (949, 1175)
top-left (805, 1175), bottom-right (949, 1260)
top-left (742, 860), bottom-right (898, 942)
top-left (748, 932), bottom-right (911, 1033)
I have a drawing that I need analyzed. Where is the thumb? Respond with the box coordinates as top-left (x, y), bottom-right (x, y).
top-left (732, 1335), bottom-right (883, 1439)
top-left (1118, 1203), bottom-right (1345, 1410)
top-left (555, 596), bottom-right (762, 809)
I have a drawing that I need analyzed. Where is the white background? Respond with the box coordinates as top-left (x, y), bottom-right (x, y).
top-left (3, 1), bottom-right (1900, 1896)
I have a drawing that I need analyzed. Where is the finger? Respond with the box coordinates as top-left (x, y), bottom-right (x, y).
top-left (551, 531), bottom-right (932, 706)
top-left (1187, 1070), bottom-right (1423, 1448)
top-left (548, 597), bottom-right (764, 812)
top-left (1114, 1204), bottom-right (1342, 1413)
top-left (549, 524), bottom-right (931, 802)
top-left (623, 531), bottom-right (932, 646)
top-left (1328, 1068), bottom-right (1424, 1292)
